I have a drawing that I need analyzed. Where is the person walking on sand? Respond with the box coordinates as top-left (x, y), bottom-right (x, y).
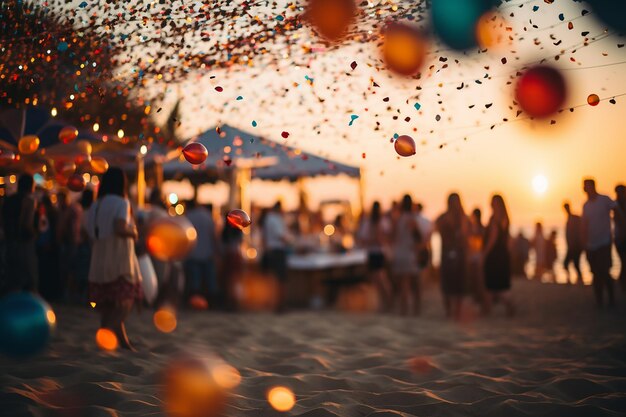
top-left (562, 203), bottom-right (583, 285)
top-left (467, 208), bottom-right (488, 313)
top-left (532, 222), bottom-right (547, 280)
top-left (391, 194), bottom-right (421, 315)
top-left (435, 193), bottom-right (469, 320)
top-left (482, 194), bottom-right (515, 316)
top-left (1, 174), bottom-right (38, 294)
top-left (581, 178), bottom-right (616, 309)
top-left (614, 185), bottom-right (626, 293)
top-left (359, 201), bottom-right (392, 311)
top-left (84, 168), bottom-right (142, 350)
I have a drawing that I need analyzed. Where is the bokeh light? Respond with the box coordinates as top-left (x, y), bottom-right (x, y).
top-left (95, 328), bottom-right (118, 351)
top-left (67, 173), bottom-right (86, 192)
top-left (154, 308), bottom-right (177, 333)
top-left (267, 386), bottom-right (296, 412)
top-left (147, 216), bottom-right (197, 261)
top-left (189, 295), bottom-right (209, 310)
top-left (234, 273), bottom-right (279, 312)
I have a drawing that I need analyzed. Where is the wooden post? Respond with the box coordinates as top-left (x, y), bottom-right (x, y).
top-left (137, 154), bottom-right (145, 208)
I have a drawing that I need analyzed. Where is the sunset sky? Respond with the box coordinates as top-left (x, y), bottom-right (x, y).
top-left (57, 0), bottom-right (626, 231)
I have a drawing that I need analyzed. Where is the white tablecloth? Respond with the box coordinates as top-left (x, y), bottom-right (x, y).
top-left (287, 249), bottom-right (367, 271)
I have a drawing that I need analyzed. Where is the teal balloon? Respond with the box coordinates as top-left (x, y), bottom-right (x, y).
top-left (430, 0), bottom-right (494, 50)
top-left (0, 292), bottom-right (55, 358)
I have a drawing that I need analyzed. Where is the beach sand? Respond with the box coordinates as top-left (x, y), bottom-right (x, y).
top-left (1, 279), bottom-right (625, 417)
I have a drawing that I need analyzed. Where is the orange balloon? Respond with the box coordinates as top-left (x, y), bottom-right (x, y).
top-left (154, 308), bottom-right (177, 333)
top-left (267, 386), bottom-right (296, 412)
top-left (408, 356), bottom-right (435, 374)
top-left (147, 216), bottom-right (197, 261)
top-left (76, 140), bottom-right (92, 155)
top-left (226, 209), bottom-right (251, 230)
top-left (58, 126), bottom-right (78, 144)
top-left (587, 93), bottom-right (600, 106)
top-left (476, 11), bottom-right (509, 50)
top-left (189, 294), bottom-right (209, 310)
top-left (211, 364), bottom-right (241, 390)
top-left (394, 135), bottom-right (416, 157)
top-left (95, 328), bottom-right (118, 351)
top-left (182, 142), bottom-right (208, 165)
top-left (67, 173), bottom-right (86, 192)
top-left (305, 0), bottom-right (356, 42)
top-left (383, 24), bottom-right (428, 76)
top-left (90, 156), bottom-right (109, 174)
top-left (18, 135), bottom-right (40, 154)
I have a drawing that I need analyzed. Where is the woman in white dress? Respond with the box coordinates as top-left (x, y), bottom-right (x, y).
top-left (391, 194), bottom-right (421, 315)
top-left (84, 168), bottom-right (142, 350)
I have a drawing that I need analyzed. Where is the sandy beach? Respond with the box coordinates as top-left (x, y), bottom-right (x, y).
top-left (1, 279), bottom-right (625, 417)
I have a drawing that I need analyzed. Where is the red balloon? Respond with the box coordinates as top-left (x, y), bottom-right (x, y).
top-left (58, 126), bottom-right (78, 144)
top-left (305, 0), bottom-right (356, 42)
top-left (67, 173), bottom-right (86, 192)
top-left (75, 153), bottom-right (91, 165)
top-left (394, 135), bottom-right (416, 157)
top-left (226, 209), bottom-right (251, 230)
top-left (183, 142), bottom-right (208, 165)
top-left (515, 66), bottom-right (567, 118)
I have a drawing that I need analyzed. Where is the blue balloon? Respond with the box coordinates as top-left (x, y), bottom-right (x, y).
top-left (0, 292), bottom-right (55, 358)
top-left (430, 0), bottom-right (495, 50)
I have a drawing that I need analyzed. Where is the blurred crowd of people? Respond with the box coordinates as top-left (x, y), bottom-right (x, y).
top-left (0, 170), bottom-right (623, 348)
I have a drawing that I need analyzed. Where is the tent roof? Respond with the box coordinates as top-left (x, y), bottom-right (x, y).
top-left (163, 124), bottom-right (360, 182)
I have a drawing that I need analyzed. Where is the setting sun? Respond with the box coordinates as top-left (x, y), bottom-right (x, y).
top-left (532, 175), bottom-right (549, 195)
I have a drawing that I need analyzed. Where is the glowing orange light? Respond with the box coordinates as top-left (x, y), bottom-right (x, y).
top-left (267, 386), bottom-right (296, 412)
top-left (154, 308), bottom-right (177, 333)
top-left (96, 328), bottom-right (118, 351)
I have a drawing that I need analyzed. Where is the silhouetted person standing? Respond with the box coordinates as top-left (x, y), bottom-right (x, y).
top-left (563, 203), bottom-right (583, 285)
top-left (581, 178), bottom-right (616, 308)
top-left (614, 184), bottom-right (626, 293)
top-left (2, 174), bottom-right (37, 293)
top-left (483, 194), bottom-right (514, 316)
top-left (263, 201), bottom-right (289, 312)
top-left (436, 193), bottom-right (469, 320)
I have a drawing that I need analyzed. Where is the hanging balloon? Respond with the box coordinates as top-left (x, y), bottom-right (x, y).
top-left (74, 153), bottom-right (92, 166)
top-left (305, 0), bottom-right (356, 42)
top-left (58, 126), bottom-right (78, 144)
top-left (76, 140), bottom-right (92, 156)
top-left (382, 23), bottom-right (428, 76)
top-left (67, 173), bottom-right (86, 192)
top-left (515, 65), bottom-right (567, 118)
top-left (431, 0), bottom-right (495, 50)
top-left (586, 0), bottom-right (626, 33)
top-left (182, 142), bottom-right (208, 165)
top-left (226, 209), bottom-right (251, 230)
top-left (587, 94), bottom-right (600, 106)
top-left (18, 135), bottom-right (40, 155)
top-left (90, 156), bottom-right (109, 174)
top-left (394, 135), bottom-right (416, 157)
top-left (147, 216), bottom-right (198, 261)
top-left (475, 11), bottom-right (509, 50)
top-left (0, 292), bottom-right (56, 358)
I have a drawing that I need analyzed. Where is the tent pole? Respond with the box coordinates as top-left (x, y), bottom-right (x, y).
top-left (240, 167), bottom-right (252, 246)
top-left (155, 160), bottom-right (163, 190)
top-left (137, 154), bottom-right (145, 209)
top-left (358, 167), bottom-right (365, 218)
top-left (227, 168), bottom-right (238, 210)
